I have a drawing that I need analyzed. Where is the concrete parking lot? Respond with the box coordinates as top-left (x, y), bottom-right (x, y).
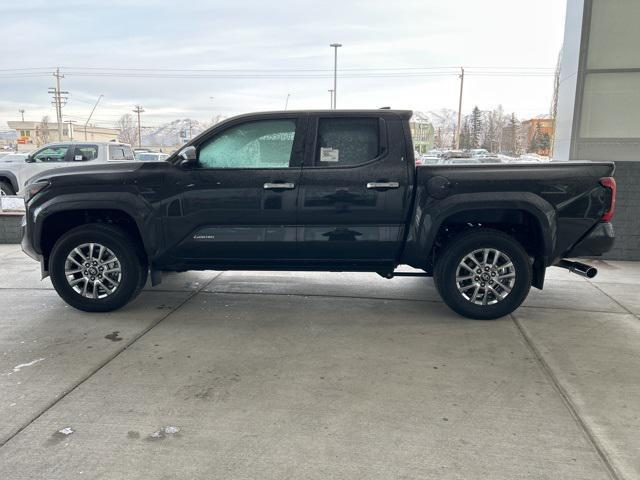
top-left (0, 244), bottom-right (638, 479)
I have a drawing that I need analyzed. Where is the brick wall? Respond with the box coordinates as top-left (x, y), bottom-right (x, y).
top-left (604, 161), bottom-right (640, 260)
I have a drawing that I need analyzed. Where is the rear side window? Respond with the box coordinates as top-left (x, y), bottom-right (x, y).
top-left (109, 144), bottom-right (135, 161)
top-left (72, 145), bottom-right (98, 161)
top-left (315, 117), bottom-right (380, 167)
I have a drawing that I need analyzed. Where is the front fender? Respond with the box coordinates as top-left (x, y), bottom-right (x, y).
top-left (30, 192), bottom-right (161, 258)
top-left (401, 191), bottom-right (556, 267)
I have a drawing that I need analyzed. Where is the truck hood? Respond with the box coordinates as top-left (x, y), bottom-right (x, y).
top-left (27, 161), bottom-right (173, 188)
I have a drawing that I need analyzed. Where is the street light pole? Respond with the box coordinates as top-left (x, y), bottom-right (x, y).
top-left (455, 67), bottom-right (465, 150)
top-left (84, 94), bottom-right (103, 141)
top-left (330, 43), bottom-right (342, 109)
top-left (328, 89), bottom-right (334, 109)
top-left (284, 93), bottom-right (290, 110)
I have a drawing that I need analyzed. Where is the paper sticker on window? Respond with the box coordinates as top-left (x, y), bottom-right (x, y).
top-left (74, 155), bottom-right (83, 161)
top-left (320, 147), bottom-right (339, 162)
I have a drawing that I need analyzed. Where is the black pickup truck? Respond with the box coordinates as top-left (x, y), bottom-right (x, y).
top-left (21, 110), bottom-right (616, 319)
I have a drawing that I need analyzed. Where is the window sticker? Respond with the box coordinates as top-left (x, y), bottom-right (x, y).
top-left (320, 147), bottom-right (339, 162)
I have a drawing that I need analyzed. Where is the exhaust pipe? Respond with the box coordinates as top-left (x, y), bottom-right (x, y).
top-left (557, 260), bottom-right (598, 279)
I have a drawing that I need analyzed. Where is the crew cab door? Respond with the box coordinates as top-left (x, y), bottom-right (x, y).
top-left (297, 114), bottom-right (411, 264)
top-left (167, 115), bottom-right (305, 262)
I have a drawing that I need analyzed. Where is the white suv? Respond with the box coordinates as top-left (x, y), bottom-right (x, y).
top-left (0, 142), bottom-right (135, 195)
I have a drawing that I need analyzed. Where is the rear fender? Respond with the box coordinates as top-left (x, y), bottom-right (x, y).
top-left (402, 192), bottom-right (556, 267)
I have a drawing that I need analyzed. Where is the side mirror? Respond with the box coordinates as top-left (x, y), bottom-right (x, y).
top-left (25, 155), bottom-right (35, 163)
top-left (178, 146), bottom-right (197, 169)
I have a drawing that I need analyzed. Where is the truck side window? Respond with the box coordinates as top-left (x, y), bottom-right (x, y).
top-left (109, 145), bottom-right (135, 161)
top-left (33, 145), bottom-right (69, 162)
top-left (72, 145), bottom-right (98, 161)
top-left (315, 118), bottom-right (379, 167)
top-left (198, 119), bottom-right (296, 169)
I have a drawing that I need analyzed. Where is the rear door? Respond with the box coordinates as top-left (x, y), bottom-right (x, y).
top-left (297, 114), bottom-right (411, 264)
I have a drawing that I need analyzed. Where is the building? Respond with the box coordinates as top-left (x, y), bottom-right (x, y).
top-left (7, 120), bottom-right (119, 151)
top-left (522, 117), bottom-right (554, 156)
top-left (555, 0), bottom-right (640, 260)
top-left (409, 119), bottom-right (434, 154)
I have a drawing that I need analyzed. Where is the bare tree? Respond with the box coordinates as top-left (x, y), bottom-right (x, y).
top-left (35, 116), bottom-right (50, 146)
top-left (115, 114), bottom-right (137, 146)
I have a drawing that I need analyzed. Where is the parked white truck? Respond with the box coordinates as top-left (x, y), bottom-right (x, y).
top-left (0, 141), bottom-right (136, 195)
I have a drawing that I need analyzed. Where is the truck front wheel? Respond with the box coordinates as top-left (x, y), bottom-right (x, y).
top-left (49, 224), bottom-right (146, 312)
top-left (434, 228), bottom-right (532, 320)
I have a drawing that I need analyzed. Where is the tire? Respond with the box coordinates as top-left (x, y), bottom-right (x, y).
top-left (434, 228), bottom-right (532, 320)
top-left (49, 224), bottom-right (146, 312)
top-left (0, 180), bottom-right (15, 196)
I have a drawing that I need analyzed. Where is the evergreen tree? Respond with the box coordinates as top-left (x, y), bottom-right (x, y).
top-left (528, 122), bottom-right (543, 153)
top-left (505, 113), bottom-right (520, 155)
top-left (460, 119), bottom-right (471, 150)
top-left (470, 106), bottom-right (483, 148)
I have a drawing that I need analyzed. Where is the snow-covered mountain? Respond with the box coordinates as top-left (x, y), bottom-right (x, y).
top-left (142, 119), bottom-right (210, 146)
top-left (0, 130), bottom-right (18, 141)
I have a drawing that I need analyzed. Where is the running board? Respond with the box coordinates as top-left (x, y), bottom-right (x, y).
top-left (377, 271), bottom-right (430, 279)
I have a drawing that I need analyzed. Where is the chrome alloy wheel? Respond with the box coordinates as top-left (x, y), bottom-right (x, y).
top-left (455, 248), bottom-right (516, 306)
top-left (64, 243), bottom-right (122, 299)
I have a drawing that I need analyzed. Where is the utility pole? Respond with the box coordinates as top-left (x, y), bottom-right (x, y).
top-left (455, 67), bottom-right (465, 150)
top-left (330, 43), bottom-right (342, 109)
top-left (66, 120), bottom-right (76, 141)
top-left (132, 105), bottom-right (144, 148)
top-left (284, 93), bottom-right (290, 110)
top-left (18, 109), bottom-right (25, 122)
top-left (84, 94), bottom-right (103, 141)
top-left (188, 119), bottom-right (193, 140)
top-left (328, 89), bottom-right (334, 109)
top-left (48, 68), bottom-right (68, 141)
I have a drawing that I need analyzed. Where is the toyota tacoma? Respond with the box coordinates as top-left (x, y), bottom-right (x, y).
top-left (21, 110), bottom-right (616, 319)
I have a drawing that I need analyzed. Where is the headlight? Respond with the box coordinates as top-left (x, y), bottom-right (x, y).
top-left (23, 180), bottom-right (50, 204)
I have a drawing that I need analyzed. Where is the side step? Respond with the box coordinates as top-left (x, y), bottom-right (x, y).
top-left (377, 271), bottom-right (431, 279)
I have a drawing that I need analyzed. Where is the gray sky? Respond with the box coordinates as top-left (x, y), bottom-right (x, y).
top-left (0, 0), bottom-right (566, 129)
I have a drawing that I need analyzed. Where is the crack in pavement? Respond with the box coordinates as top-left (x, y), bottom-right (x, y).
top-left (510, 313), bottom-right (621, 480)
top-left (0, 271), bottom-right (225, 449)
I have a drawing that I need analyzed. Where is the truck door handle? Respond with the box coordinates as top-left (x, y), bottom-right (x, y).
top-left (264, 182), bottom-right (295, 190)
top-left (366, 181), bottom-right (400, 189)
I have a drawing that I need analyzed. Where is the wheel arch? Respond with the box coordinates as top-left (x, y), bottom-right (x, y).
top-left (33, 194), bottom-right (160, 271)
top-left (0, 170), bottom-right (19, 193)
top-left (402, 192), bottom-right (556, 270)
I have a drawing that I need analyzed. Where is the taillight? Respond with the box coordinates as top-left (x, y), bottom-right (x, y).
top-left (599, 177), bottom-right (616, 222)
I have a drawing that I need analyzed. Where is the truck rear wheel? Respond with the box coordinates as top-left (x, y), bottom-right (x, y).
top-left (49, 224), bottom-right (146, 312)
top-left (434, 228), bottom-right (532, 320)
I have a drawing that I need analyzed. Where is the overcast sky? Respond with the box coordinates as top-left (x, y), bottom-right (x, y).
top-left (0, 0), bottom-right (566, 129)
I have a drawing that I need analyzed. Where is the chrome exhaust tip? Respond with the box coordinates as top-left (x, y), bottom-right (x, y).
top-left (557, 260), bottom-right (598, 278)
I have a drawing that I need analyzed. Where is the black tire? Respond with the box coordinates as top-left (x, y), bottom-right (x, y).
top-left (49, 224), bottom-right (146, 312)
top-left (0, 180), bottom-right (15, 196)
top-left (434, 228), bottom-right (532, 320)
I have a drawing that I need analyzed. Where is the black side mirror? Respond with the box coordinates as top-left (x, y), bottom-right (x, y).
top-left (25, 155), bottom-right (35, 163)
top-left (178, 146), bottom-right (197, 169)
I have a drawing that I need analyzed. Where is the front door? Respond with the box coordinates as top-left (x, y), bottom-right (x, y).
top-left (168, 115), bottom-right (305, 263)
top-left (297, 114), bottom-right (411, 265)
